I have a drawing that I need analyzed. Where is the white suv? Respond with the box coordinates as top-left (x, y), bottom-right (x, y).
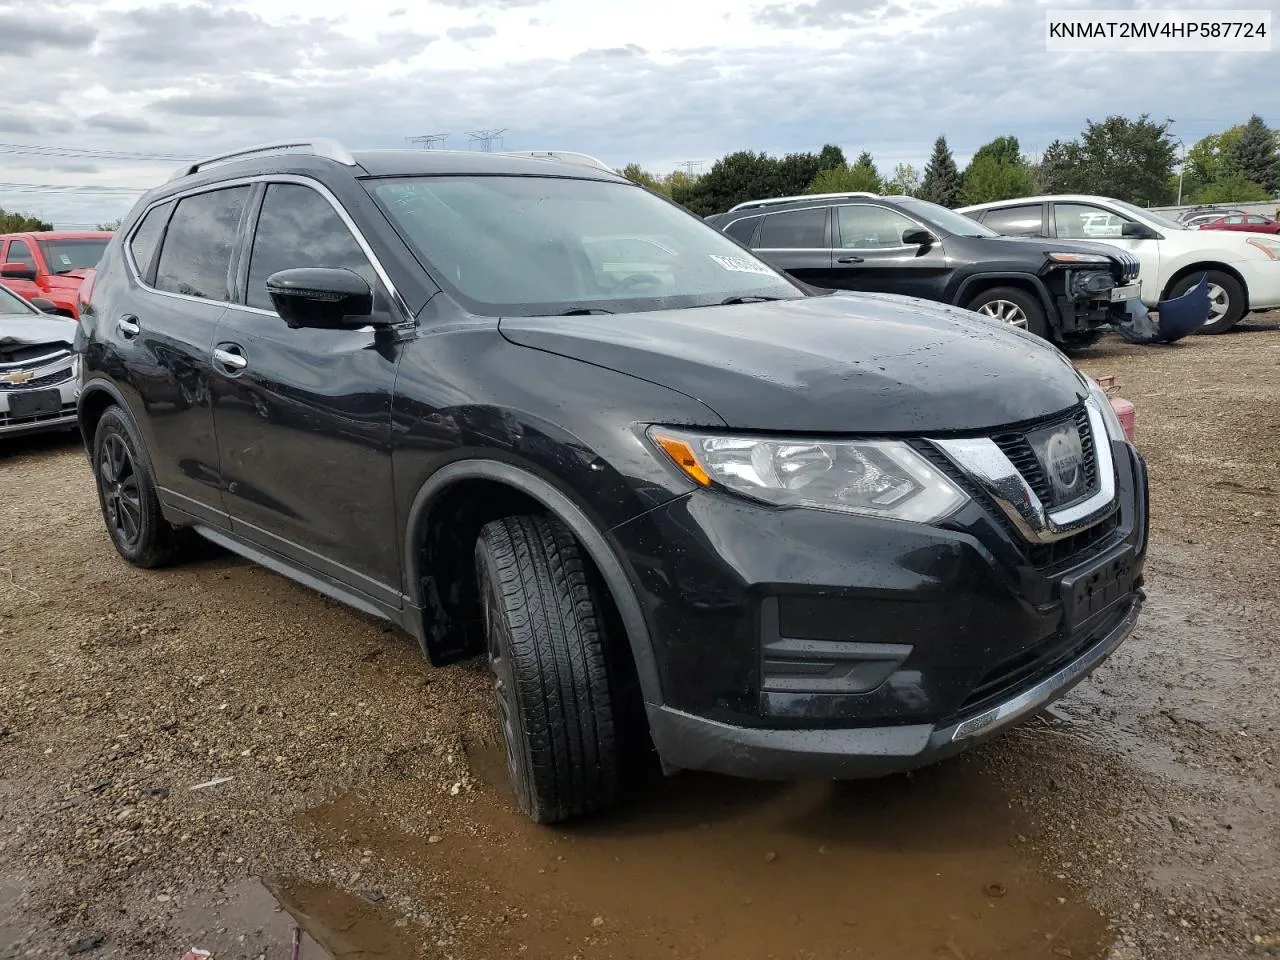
top-left (958, 195), bottom-right (1280, 333)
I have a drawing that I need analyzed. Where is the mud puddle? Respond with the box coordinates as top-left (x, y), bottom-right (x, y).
top-left (294, 749), bottom-right (1116, 960)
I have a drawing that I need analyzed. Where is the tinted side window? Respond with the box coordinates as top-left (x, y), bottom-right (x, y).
top-left (128, 201), bottom-right (173, 279)
top-left (5, 240), bottom-right (35, 268)
top-left (755, 207), bottom-right (827, 248)
top-left (980, 205), bottom-right (1043, 236)
top-left (155, 187), bottom-right (250, 301)
top-left (245, 183), bottom-right (375, 311)
top-left (836, 205), bottom-right (919, 248)
top-left (724, 216), bottom-right (761, 244)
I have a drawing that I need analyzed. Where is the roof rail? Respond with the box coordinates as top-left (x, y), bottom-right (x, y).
top-left (499, 150), bottom-right (615, 174)
top-left (728, 192), bottom-right (880, 213)
top-left (169, 138), bottom-right (357, 181)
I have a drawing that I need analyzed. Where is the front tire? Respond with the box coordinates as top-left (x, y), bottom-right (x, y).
top-left (92, 406), bottom-right (189, 568)
top-left (966, 286), bottom-right (1050, 339)
top-left (474, 514), bottom-right (623, 823)
top-left (1168, 270), bottom-right (1245, 334)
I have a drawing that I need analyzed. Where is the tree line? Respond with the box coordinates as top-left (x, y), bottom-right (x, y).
top-left (624, 113), bottom-right (1280, 217)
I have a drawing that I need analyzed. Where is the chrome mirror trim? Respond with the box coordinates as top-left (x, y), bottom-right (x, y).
top-left (928, 397), bottom-right (1117, 544)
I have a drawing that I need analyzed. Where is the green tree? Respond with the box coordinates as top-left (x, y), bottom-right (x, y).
top-left (1185, 126), bottom-right (1244, 190)
top-left (919, 136), bottom-right (961, 207)
top-left (1050, 114), bottom-right (1177, 204)
top-left (1034, 139), bottom-right (1084, 193)
top-left (1193, 173), bottom-right (1272, 204)
top-left (886, 162), bottom-right (920, 196)
top-left (1223, 114), bottom-right (1279, 194)
top-left (968, 135), bottom-right (1022, 169)
top-left (0, 208), bottom-right (53, 233)
top-left (676, 151), bottom-right (784, 216)
top-left (95, 218), bottom-right (124, 231)
top-left (807, 151), bottom-right (883, 195)
top-left (960, 153), bottom-right (1034, 205)
top-left (817, 144), bottom-right (847, 171)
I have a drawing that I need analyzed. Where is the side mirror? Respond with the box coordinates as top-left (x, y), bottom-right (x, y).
top-left (1, 262), bottom-right (37, 281)
top-left (902, 228), bottom-right (936, 246)
top-left (29, 297), bottom-right (58, 313)
top-left (265, 268), bottom-right (375, 330)
top-left (1120, 222), bottom-right (1155, 239)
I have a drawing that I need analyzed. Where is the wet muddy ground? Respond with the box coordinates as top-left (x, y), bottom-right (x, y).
top-left (2, 321), bottom-right (1278, 960)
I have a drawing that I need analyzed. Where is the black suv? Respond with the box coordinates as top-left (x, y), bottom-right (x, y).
top-left (77, 140), bottom-right (1148, 823)
top-left (705, 193), bottom-right (1142, 346)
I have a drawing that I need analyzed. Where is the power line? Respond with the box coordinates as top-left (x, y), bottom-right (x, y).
top-left (466, 129), bottom-right (506, 152)
top-left (0, 181), bottom-right (145, 196)
top-left (676, 160), bottom-right (704, 175)
top-left (0, 141), bottom-right (198, 162)
top-left (407, 134), bottom-right (450, 150)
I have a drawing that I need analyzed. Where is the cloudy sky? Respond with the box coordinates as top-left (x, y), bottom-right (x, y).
top-left (1, 0), bottom-right (1276, 226)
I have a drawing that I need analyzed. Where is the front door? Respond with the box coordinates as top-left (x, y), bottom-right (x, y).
top-left (826, 202), bottom-right (950, 299)
top-left (748, 205), bottom-right (832, 286)
top-left (211, 180), bottom-right (404, 607)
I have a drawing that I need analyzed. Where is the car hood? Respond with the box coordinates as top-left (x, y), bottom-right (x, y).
top-left (0, 313), bottom-right (76, 349)
top-left (499, 293), bottom-right (1086, 434)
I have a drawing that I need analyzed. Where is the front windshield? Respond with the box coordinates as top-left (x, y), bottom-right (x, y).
top-left (1111, 199), bottom-right (1185, 231)
top-left (896, 198), bottom-right (999, 238)
top-left (371, 176), bottom-right (803, 316)
top-left (38, 238), bottom-right (110, 274)
top-left (0, 284), bottom-right (38, 316)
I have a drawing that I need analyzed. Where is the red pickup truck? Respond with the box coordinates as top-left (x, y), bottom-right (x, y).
top-left (1, 231), bottom-right (112, 319)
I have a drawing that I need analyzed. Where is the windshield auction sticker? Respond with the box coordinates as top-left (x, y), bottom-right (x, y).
top-left (709, 255), bottom-right (777, 275)
top-left (1046, 9), bottom-right (1270, 51)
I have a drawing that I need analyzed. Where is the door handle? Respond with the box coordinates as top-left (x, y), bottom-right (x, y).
top-left (117, 315), bottom-right (140, 338)
top-left (836, 256), bottom-right (865, 264)
top-left (213, 345), bottom-right (248, 374)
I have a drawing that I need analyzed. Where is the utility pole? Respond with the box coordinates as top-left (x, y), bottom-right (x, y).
top-left (676, 160), bottom-right (703, 176)
top-left (408, 134), bottom-right (449, 150)
top-left (466, 129), bottom-right (507, 152)
top-left (1166, 117), bottom-right (1186, 207)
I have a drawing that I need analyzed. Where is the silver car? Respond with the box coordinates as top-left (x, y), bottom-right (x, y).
top-left (0, 285), bottom-right (79, 438)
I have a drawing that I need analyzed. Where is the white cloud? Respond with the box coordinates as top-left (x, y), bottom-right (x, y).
top-left (0, 0), bottom-right (1272, 225)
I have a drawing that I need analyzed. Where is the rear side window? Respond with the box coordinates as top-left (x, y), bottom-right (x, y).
top-left (5, 239), bottom-right (35, 268)
top-left (245, 183), bottom-right (376, 311)
top-left (724, 216), bottom-right (761, 245)
top-left (980, 204), bottom-right (1043, 235)
top-left (155, 186), bottom-right (250, 301)
top-left (755, 207), bottom-right (827, 248)
top-left (128, 201), bottom-right (173, 279)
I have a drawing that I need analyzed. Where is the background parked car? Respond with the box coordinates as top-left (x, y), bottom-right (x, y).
top-left (1194, 212), bottom-right (1280, 234)
top-left (704, 192), bottom-right (1142, 348)
top-left (0, 230), bottom-right (112, 320)
top-left (0, 283), bottom-right (79, 438)
top-left (959, 195), bottom-right (1280, 333)
top-left (1181, 209), bottom-right (1247, 228)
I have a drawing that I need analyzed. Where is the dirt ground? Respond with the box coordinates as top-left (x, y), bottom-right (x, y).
top-left (2, 317), bottom-right (1278, 960)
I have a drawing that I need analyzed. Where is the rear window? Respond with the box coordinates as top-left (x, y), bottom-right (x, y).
top-left (724, 216), bottom-right (761, 245)
top-left (154, 187), bottom-right (250, 301)
top-left (755, 207), bottom-right (828, 248)
top-left (38, 238), bottom-right (110, 274)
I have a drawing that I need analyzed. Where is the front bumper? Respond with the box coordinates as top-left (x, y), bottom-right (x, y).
top-left (647, 595), bottom-right (1138, 779)
top-left (612, 437), bottom-right (1148, 779)
top-left (1236, 257), bottom-right (1280, 311)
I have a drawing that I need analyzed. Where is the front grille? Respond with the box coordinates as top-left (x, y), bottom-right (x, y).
top-left (1026, 509), bottom-right (1120, 569)
top-left (0, 402), bottom-right (76, 428)
top-left (992, 432), bottom-right (1051, 503)
top-left (0, 344), bottom-right (70, 365)
top-left (0, 369), bottom-right (74, 391)
top-left (1074, 405), bottom-right (1099, 490)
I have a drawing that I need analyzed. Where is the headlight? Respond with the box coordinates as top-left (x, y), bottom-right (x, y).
top-left (648, 428), bottom-right (968, 522)
top-left (1246, 237), bottom-right (1280, 261)
top-left (1081, 375), bottom-right (1128, 443)
top-left (1047, 252), bottom-right (1110, 265)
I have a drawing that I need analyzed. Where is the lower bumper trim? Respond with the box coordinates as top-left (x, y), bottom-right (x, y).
top-left (649, 596), bottom-right (1141, 780)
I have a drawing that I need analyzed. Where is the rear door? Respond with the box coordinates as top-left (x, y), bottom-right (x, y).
top-left (826, 202), bottom-right (950, 299)
top-left (117, 186), bottom-right (250, 527)
top-left (210, 179), bottom-right (403, 605)
top-left (747, 206), bottom-right (832, 285)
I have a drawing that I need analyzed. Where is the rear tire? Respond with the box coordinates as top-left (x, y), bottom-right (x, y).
top-left (965, 286), bottom-right (1050, 339)
top-left (474, 513), bottom-right (623, 823)
top-left (92, 406), bottom-right (190, 568)
top-left (1168, 270), bottom-right (1245, 334)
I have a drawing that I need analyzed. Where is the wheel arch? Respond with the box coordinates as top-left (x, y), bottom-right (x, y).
top-left (953, 272), bottom-right (1056, 319)
top-left (76, 379), bottom-right (130, 459)
top-left (402, 459), bottom-right (664, 707)
top-left (1161, 261), bottom-right (1249, 309)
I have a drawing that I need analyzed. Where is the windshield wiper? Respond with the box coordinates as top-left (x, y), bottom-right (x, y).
top-left (552, 308), bottom-right (614, 315)
top-left (719, 295), bottom-right (784, 305)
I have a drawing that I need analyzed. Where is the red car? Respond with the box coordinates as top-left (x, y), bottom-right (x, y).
top-left (0, 231), bottom-right (112, 319)
top-left (1196, 213), bottom-right (1280, 235)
